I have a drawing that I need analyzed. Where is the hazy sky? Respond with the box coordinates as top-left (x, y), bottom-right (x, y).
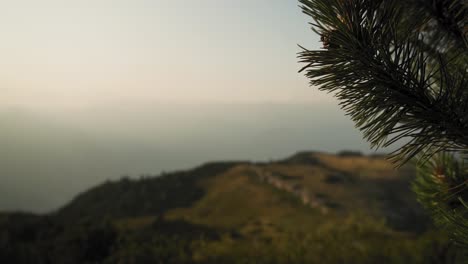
top-left (0, 1), bottom-right (380, 212)
top-left (0, 0), bottom-right (326, 109)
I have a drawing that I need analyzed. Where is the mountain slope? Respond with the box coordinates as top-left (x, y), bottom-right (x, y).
top-left (0, 152), bottom-right (464, 263)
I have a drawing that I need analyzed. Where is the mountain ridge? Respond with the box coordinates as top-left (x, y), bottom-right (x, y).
top-left (1, 151), bottom-right (463, 263)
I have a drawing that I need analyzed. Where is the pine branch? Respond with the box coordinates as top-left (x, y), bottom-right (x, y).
top-left (413, 153), bottom-right (468, 246)
top-left (298, 0), bottom-right (468, 164)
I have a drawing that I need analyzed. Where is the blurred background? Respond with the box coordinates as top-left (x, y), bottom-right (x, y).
top-left (0, 0), bottom-right (372, 212)
top-left (2, 1), bottom-right (465, 263)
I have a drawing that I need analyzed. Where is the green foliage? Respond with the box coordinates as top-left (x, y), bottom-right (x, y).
top-left (0, 215), bottom-right (118, 264)
top-left (56, 162), bottom-right (238, 222)
top-left (413, 153), bottom-right (468, 246)
top-left (298, 0), bottom-right (468, 245)
top-left (194, 215), bottom-right (464, 264)
top-left (105, 218), bottom-right (217, 264)
top-left (298, 0), bottom-right (468, 163)
top-left (2, 214), bottom-right (464, 264)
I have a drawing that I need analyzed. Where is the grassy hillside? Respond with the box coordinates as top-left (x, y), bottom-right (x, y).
top-left (0, 152), bottom-right (465, 263)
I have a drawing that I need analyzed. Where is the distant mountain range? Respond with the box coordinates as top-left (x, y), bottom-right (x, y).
top-left (0, 152), bottom-right (464, 263)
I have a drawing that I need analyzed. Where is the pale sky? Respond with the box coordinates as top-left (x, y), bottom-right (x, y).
top-left (0, 1), bottom-right (376, 212)
top-left (0, 0), bottom-right (326, 109)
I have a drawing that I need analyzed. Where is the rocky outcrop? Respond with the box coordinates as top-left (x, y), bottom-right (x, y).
top-left (252, 167), bottom-right (329, 214)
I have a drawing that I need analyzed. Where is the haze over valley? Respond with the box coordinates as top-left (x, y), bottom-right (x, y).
top-left (1, 102), bottom-right (374, 212)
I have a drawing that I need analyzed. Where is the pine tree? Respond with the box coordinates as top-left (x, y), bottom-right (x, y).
top-left (298, 0), bottom-right (468, 246)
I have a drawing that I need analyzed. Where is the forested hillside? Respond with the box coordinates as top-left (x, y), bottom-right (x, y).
top-left (1, 152), bottom-right (465, 263)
